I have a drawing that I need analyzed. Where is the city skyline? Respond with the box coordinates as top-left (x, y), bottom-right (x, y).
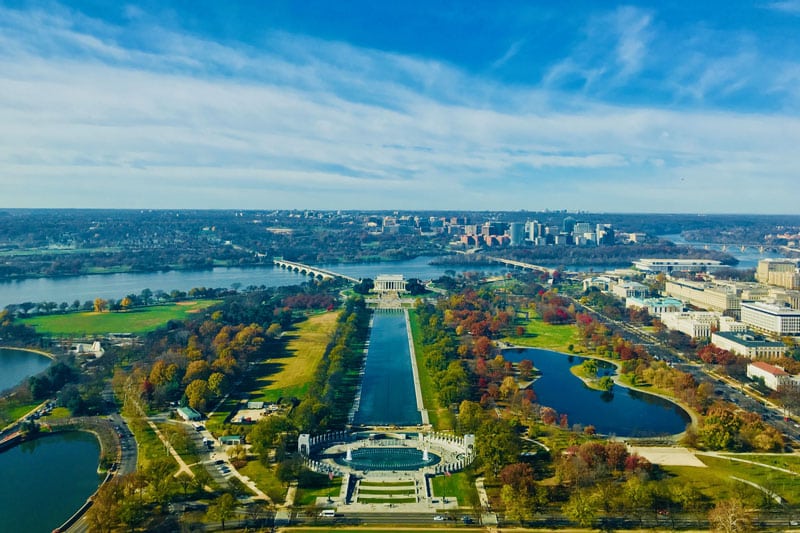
top-left (1, 1), bottom-right (799, 212)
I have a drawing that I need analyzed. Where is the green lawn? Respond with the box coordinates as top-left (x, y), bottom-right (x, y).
top-left (663, 454), bottom-right (800, 505)
top-left (21, 300), bottom-right (221, 335)
top-left (502, 309), bottom-right (581, 353)
top-left (250, 311), bottom-right (339, 402)
top-left (239, 460), bottom-right (287, 504)
top-left (295, 470), bottom-right (341, 506)
top-left (430, 472), bottom-right (478, 508)
top-left (0, 401), bottom-right (41, 427)
top-left (127, 416), bottom-right (178, 472)
top-left (734, 454), bottom-right (800, 472)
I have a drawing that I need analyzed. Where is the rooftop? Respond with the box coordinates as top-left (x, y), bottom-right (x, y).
top-left (742, 301), bottom-right (800, 316)
top-left (713, 331), bottom-right (786, 348)
top-left (748, 361), bottom-right (788, 376)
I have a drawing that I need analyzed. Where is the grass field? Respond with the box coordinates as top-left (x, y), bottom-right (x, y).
top-left (128, 416), bottom-right (179, 473)
top-left (21, 300), bottom-right (221, 335)
top-left (503, 308), bottom-right (581, 353)
top-left (295, 471), bottom-right (341, 506)
top-left (0, 401), bottom-right (41, 427)
top-left (663, 454), bottom-right (800, 505)
top-left (430, 471), bottom-right (478, 508)
top-left (250, 311), bottom-right (339, 402)
top-left (239, 460), bottom-right (287, 503)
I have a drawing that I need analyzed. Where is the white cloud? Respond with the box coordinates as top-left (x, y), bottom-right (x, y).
top-left (0, 4), bottom-right (798, 212)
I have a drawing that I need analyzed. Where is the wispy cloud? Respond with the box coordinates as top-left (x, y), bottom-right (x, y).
top-left (764, 0), bottom-right (800, 14)
top-left (0, 4), bottom-right (798, 212)
top-left (491, 39), bottom-right (526, 70)
top-left (542, 6), bottom-right (653, 92)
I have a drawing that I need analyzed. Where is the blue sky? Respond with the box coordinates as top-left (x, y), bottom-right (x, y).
top-left (1, 1), bottom-right (799, 212)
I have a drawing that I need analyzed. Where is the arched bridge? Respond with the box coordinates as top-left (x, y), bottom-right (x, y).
top-left (485, 255), bottom-right (556, 276)
top-left (273, 258), bottom-right (360, 283)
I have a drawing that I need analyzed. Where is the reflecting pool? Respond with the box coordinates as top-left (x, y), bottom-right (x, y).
top-left (353, 310), bottom-right (421, 426)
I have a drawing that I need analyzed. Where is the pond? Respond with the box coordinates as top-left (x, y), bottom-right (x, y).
top-left (0, 431), bottom-right (102, 532)
top-left (503, 347), bottom-right (690, 437)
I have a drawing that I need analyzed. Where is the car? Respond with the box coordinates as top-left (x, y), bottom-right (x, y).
top-left (433, 515), bottom-right (446, 521)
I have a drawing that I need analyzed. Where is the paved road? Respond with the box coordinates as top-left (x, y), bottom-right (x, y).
top-left (574, 297), bottom-right (800, 444)
top-left (65, 413), bottom-right (138, 533)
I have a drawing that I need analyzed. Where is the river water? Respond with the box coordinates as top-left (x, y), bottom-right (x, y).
top-left (0, 431), bottom-right (102, 532)
top-left (352, 310), bottom-right (421, 426)
top-left (0, 239), bottom-right (774, 312)
top-left (661, 233), bottom-right (783, 269)
top-left (0, 256), bottom-right (509, 310)
top-left (0, 348), bottom-right (51, 394)
top-left (503, 348), bottom-right (690, 437)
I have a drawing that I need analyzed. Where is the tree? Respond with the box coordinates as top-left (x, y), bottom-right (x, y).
top-left (176, 471), bottom-right (193, 496)
top-left (457, 400), bottom-right (485, 435)
top-left (85, 477), bottom-right (124, 532)
top-left (563, 489), bottom-right (601, 528)
top-left (518, 359), bottom-right (534, 380)
top-left (500, 376), bottom-right (518, 399)
top-left (208, 371), bottom-right (228, 396)
top-left (208, 492), bottom-right (237, 530)
top-left (276, 457), bottom-right (302, 486)
top-left (266, 323), bottom-right (283, 338)
top-left (140, 288), bottom-right (153, 305)
top-left (185, 379), bottom-right (210, 411)
top-left (622, 476), bottom-right (654, 525)
top-left (708, 497), bottom-right (752, 533)
top-left (476, 418), bottom-right (521, 477)
top-left (184, 359), bottom-right (211, 384)
top-left (93, 297), bottom-right (108, 313)
top-left (598, 376), bottom-right (614, 391)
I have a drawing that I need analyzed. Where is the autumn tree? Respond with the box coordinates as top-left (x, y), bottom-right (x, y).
top-left (563, 489), bottom-right (601, 528)
top-left (457, 400), bottom-right (485, 435)
top-left (518, 359), bottom-right (534, 380)
top-left (93, 297), bottom-right (108, 313)
top-left (708, 497), bottom-right (752, 533)
top-left (185, 379), bottom-right (210, 411)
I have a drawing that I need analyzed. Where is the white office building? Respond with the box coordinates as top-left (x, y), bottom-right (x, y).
top-left (740, 302), bottom-right (800, 337)
top-left (633, 258), bottom-right (723, 274)
top-left (712, 331), bottom-right (787, 359)
top-left (612, 281), bottom-right (648, 300)
top-left (660, 311), bottom-right (719, 339)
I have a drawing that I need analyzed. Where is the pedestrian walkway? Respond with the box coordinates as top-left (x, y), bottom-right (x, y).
top-left (144, 417), bottom-right (195, 478)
